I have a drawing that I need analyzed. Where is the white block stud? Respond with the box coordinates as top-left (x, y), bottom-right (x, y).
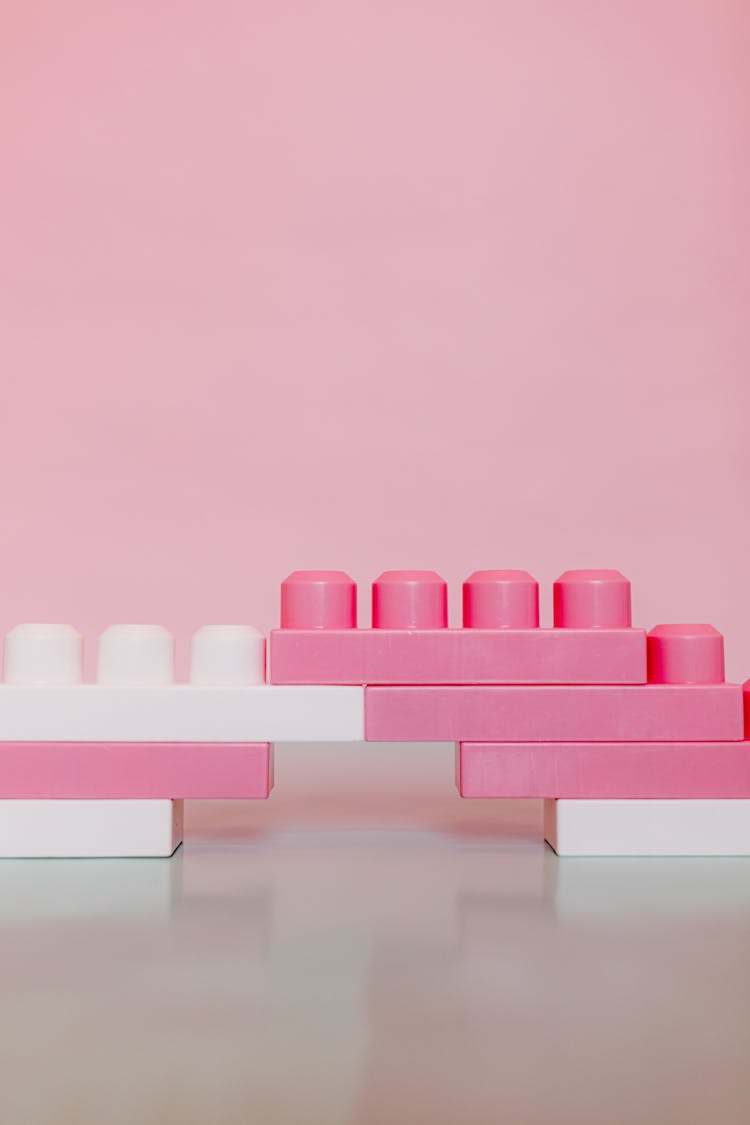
top-left (4, 624), bottom-right (83, 684)
top-left (97, 625), bottom-right (175, 685)
top-left (190, 625), bottom-right (266, 685)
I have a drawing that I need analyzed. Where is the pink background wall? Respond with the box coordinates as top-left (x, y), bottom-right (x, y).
top-left (2, 2), bottom-right (749, 680)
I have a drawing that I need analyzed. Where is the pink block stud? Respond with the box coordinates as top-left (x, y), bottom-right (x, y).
top-left (280, 571), bottom-right (356, 629)
top-left (372, 571), bottom-right (447, 630)
top-left (463, 570), bottom-right (539, 628)
top-left (647, 624), bottom-right (725, 684)
top-left (553, 569), bottom-right (631, 628)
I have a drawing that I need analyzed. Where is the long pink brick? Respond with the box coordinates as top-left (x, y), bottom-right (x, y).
top-left (0, 742), bottom-right (273, 799)
top-left (458, 741), bottom-right (750, 798)
top-left (364, 684), bottom-right (744, 742)
top-left (269, 628), bottom-right (647, 685)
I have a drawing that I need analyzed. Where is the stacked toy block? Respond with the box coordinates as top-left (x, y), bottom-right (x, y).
top-left (0, 623), bottom-right (363, 857)
top-left (4, 567), bottom-right (748, 858)
top-left (270, 570), bottom-right (750, 856)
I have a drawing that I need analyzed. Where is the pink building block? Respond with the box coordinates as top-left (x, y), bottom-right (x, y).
top-left (458, 741), bottom-right (750, 799)
top-left (270, 627), bottom-right (646, 684)
top-left (0, 742), bottom-right (273, 799)
top-left (364, 684), bottom-right (744, 742)
top-left (270, 568), bottom-right (646, 684)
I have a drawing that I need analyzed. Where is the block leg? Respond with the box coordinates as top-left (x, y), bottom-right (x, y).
top-left (545, 799), bottom-right (750, 856)
top-left (0, 800), bottom-right (183, 858)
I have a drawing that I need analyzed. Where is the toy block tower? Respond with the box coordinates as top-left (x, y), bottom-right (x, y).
top-left (273, 568), bottom-right (750, 856)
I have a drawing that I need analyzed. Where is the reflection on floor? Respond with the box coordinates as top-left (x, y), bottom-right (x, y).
top-left (0, 742), bottom-right (748, 1124)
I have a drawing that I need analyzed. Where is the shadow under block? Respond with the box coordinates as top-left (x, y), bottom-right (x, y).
top-left (459, 741), bottom-right (750, 798)
top-left (269, 627), bottom-right (647, 685)
top-left (0, 800), bottom-right (183, 858)
top-left (544, 800), bottom-right (750, 856)
top-left (0, 685), bottom-right (364, 741)
top-left (0, 742), bottom-right (272, 799)
top-left (364, 684), bottom-right (744, 742)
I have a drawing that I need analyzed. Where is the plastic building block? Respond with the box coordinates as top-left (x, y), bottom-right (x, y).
top-left (270, 628), bottom-right (647, 685)
top-left (0, 742), bottom-right (273, 799)
top-left (458, 741), bottom-right (750, 798)
top-left (270, 570), bottom-right (646, 685)
top-left (0, 800), bottom-right (183, 858)
top-left (364, 684), bottom-right (743, 742)
top-left (544, 800), bottom-right (750, 857)
top-left (0, 623), bottom-right (363, 741)
top-left (0, 685), bottom-right (364, 741)
top-left (271, 628), bottom-right (648, 686)
top-left (647, 625), bottom-right (725, 683)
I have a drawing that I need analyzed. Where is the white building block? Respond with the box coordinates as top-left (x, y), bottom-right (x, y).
top-left (545, 799), bottom-right (750, 857)
top-left (0, 800), bottom-right (183, 858)
top-left (0, 684), bottom-right (365, 741)
top-left (0, 624), bottom-right (363, 741)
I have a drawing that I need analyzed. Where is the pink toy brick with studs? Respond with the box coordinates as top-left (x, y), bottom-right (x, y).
top-left (270, 569), bottom-right (646, 684)
top-left (269, 566), bottom-right (750, 856)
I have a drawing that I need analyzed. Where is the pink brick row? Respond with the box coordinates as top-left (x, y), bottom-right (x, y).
top-left (0, 742), bottom-right (273, 799)
top-left (364, 684), bottom-right (744, 742)
top-left (458, 741), bottom-right (750, 799)
top-left (272, 570), bottom-right (728, 687)
top-left (269, 627), bottom-right (647, 685)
